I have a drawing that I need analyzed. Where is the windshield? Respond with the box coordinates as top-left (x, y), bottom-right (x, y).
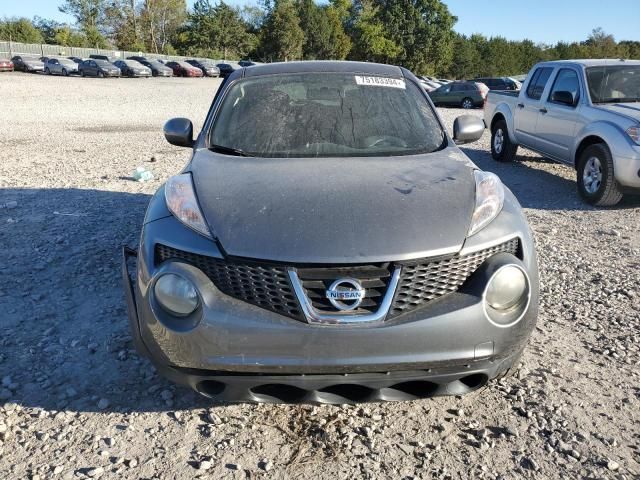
top-left (587, 65), bottom-right (640, 103)
top-left (178, 61), bottom-right (193, 68)
top-left (124, 60), bottom-right (141, 67)
top-left (209, 73), bottom-right (445, 158)
top-left (95, 60), bottom-right (111, 66)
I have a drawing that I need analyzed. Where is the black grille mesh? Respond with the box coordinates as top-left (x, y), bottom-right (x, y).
top-left (155, 245), bottom-right (303, 320)
top-left (389, 238), bottom-right (520, 317)
top-left (296, 265), bottom-right (392, 314)
top-left (155, 239), bottom-right (519, 321)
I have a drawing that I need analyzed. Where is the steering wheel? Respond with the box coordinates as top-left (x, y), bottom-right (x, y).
top-left (365, 135), bottom-right (408, 148)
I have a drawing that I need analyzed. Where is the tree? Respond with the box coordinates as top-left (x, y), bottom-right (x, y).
top-left (296, 0), bottom-right (350, 59)
top-left (0, 18), bottom-right (44, 43)
top-left (58, 0), bottom-right (110, 46)
top-left (584, 28), bottom-right (618, 58)
top-left (138, 0), bottom-right (186, 53)
top-left (259, 0), bottom-right (304, 61)
top-left (349, 0), bottom-right (400, 63)
top-left (179, 0), bottom-right (255, 59)
top-left (374, 0), bottom-right (456, 74)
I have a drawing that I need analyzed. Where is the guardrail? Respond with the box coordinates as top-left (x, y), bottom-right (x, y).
top-left (0, 40), bottom-right (237, 63)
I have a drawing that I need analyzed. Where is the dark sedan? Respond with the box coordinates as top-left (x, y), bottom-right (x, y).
top-left (114, 59), bottom-right (152, 78)
top-left (79, 59), bottom-right (121, 78)
top-left (216, 62), bottom-right (236, 78)
top-left (428, 81), bottom-right (487, 109)
top-left (186, 59), bottom-right (220, 77)
top-left (11, 55), bottom-right (44, 72)
top-left (166, 61), bottom-right (203, 77)
top-left (139, 59), bottom-right (173, 77)
top-left (68, 56), bottom-right (86, 65)
top-left (0, 59), bottom-right (13, 72)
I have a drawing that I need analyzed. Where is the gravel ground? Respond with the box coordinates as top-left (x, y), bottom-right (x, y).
top-left (0, 72), bottom-right (639, 480)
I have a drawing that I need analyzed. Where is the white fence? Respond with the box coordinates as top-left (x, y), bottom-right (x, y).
top-left (0, 40), bottom-right (232, 62)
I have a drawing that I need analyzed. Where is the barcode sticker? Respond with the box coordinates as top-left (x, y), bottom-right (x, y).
top-left (354, 75), bottom-right (406, 89)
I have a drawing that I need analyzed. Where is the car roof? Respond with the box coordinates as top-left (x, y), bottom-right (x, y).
top-left (242, 60), bottom-right (404, 78)
top-left (537, 59), bottom-right (640, 68)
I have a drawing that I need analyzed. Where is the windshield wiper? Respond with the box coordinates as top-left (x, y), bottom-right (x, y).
top-left (208, 144), bottom-right (253, 157)
top-left (596, 98), bottom-right (640, 104)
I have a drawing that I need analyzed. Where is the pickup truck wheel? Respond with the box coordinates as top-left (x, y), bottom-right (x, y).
top-left (577, 144), bottom-right (623, 206)
top-left (461, 97), bottom-right (474, 109)
top-left (491, 120), bottom-right (517, 162)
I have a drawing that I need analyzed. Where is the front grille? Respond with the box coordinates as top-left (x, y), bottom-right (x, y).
top-left (389, 238), bottom-right (520, 317)
top-left (155, 239), bottom-right (520, 321)
top-left (155, 245), bottom-right (303, 320)
top-left (295, 265), bottom-right (393, 314)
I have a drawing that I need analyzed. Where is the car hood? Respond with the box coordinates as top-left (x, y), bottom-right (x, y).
top-left (191, 146), bottom-right (477, 263)
top-left (595, 102), bottom-right (640, 122)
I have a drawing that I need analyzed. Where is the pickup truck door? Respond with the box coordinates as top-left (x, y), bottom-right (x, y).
top-left (534, 68), bottom-right (582, 163)
top-left (513, 66), bottom-right (554, 150)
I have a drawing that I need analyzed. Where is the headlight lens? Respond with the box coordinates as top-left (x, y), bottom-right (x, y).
top-left (155, 274), bottom-right (199, 316)
top-left (626, 126), bottom-right (640, 145)
top-left (468, 171), bottom-right (504, 236)
top-left (485, 265), bottom-right (528, 311)
top-left (165, 173), bottom-right (212, 238)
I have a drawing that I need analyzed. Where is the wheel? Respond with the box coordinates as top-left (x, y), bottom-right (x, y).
top-left (490, 119), bottom-right (518, 162)
top-left (576, 143), bottom-right (623, 206)
top-left (461, 97), bottom-right (474, 109)
top-left (44, 67), bottom-right (50, 75)
top-left (98, 71), bottom-right (104, 78)
top-left (81, 70), bottom-right (85, 77)
top-left (62, 68), bottom-right (68, 76)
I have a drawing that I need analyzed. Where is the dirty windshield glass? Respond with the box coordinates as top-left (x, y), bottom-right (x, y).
top-left (209, 73), bottom-right (445, 157)
top-left (586, 65), bottom-right (640, 103)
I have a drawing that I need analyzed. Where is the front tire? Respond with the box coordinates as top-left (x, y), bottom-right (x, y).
top-left (491, 119), bottom-right (518, 162)
top-left (576, 143), bottom-right (623, 206)
top-left (461, 97), bottom-right (474, 109)
top-left (98, 71), bottom-right (104, 78)
top-left (62, 68), bottom-right (68, 76)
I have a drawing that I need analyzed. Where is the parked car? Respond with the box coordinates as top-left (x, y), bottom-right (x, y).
top-left (89, 54), bottom-right (118, 63)
top-left (474, 77), bottom-right (520, 91)
top-left (114, 59), bottom-right (152, 78)
top-left (166, 61), bottom-right (203, 77)
top-left (216, 62), bottom-right (236, 78)
top-left (186, 59), bottom-right (220, 77)
top-left (138, 59), bottom-right (173, 77)
top-left (127, 55), bottom-right (149, 63)
top-left (122, 60), bottom-right (539, 405)
top-left (238, 60), bottom-right (258, 67)
top-left (428, 81), bottom-right (487, 109)
top-left (485, 59), bottom-right (640, 206)
top-left (44, 57), bottom-right (79, 76)
top-left (11, 55), bottom-right (44, 72)
top-left (79, 59), bottom-right (121, 78)
top-left (68, 56), bottom-right (86, 64)
top-left (39, 56), bottom-right (51, 65)
top-left (419, 77), bottom-right (443, 92)
top-left (0, 59), bottom-right (13, 72)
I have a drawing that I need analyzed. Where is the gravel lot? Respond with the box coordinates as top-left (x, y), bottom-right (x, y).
top-left (1, 72), bottom-right (639, 480)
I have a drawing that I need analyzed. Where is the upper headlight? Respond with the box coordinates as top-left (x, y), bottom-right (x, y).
top-left (468, 171), bottom-right (504, 236)
top-left (626, 126), bottom-right (640, 145)
top-left (165, 173), bottom-right (212, 238)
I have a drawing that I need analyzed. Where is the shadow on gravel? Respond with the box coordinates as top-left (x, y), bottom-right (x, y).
top-left (0, 187), bottom-right (208, 413)
top-left (461, 145), bottom-right (640, 210)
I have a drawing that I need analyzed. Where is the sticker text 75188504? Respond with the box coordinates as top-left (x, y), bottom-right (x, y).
top-left (354, 76), bottom-right (406, 89)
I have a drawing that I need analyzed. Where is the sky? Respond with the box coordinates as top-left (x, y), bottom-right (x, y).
top-left (2, 0), bottom-right (639, 44)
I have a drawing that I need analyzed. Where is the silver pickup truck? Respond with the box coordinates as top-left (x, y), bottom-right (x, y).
top-left (484, 59), bottom-right (640, 206)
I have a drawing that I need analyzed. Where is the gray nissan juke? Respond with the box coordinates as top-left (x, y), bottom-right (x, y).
top-left (122, 61), bottom-right (539, 404)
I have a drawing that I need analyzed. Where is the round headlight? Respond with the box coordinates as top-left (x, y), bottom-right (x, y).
top-left (154, 274), bottom-right (199, 316)
top-left (485, 265), bottom-right (528, 311)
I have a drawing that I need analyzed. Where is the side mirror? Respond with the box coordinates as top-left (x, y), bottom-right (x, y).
top-left (453, 115), bottom-right (485, 145)
top-left (163, 117), bottom-right (194, 148)
top-left (551, 90), bottom-right (575, 106)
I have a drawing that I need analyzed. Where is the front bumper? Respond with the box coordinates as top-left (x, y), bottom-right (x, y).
top-left (613, 146), bottom-right (640, 190)
top-left (123, 190), bottom-right (539, 403)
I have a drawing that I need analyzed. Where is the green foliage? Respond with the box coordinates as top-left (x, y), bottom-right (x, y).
top-left (0, 17), bottom-right (44, 43)
top-left (2, 1), bottom-right (639, 76)
top-left (260, 0), bottom-right (304, 61)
